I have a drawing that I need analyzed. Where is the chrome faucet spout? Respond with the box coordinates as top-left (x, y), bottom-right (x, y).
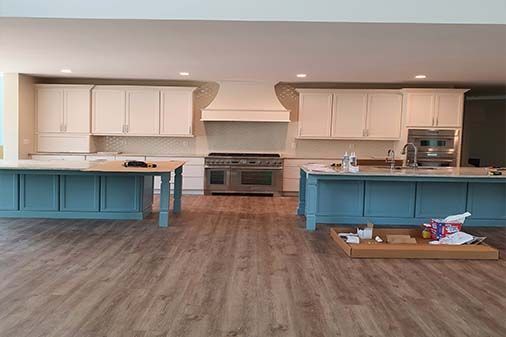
top-left (401, 143), bottom-right (418, 168)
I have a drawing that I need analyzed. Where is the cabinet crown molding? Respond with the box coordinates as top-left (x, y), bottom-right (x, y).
top-left (36, 84), bottom-right (95, 90)
top-left (400, 88), bottom-right (470, 93)
top-left (92, 85), bottom-right (197, 91)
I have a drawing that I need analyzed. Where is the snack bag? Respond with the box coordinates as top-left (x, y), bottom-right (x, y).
top-left (429, 212), bottom-right (471, 240)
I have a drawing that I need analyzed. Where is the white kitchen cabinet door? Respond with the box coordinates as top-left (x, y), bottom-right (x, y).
top-left (37, 87), bottom-right (64, 133)
top-left (64, 89), bottom-right (91, 133)
top-left (298, 92), bottom-right (333, 137)
top-left (126, 89), bottom-right (160, 135)
top-left (160, 88), bottom-right (194, 136)
top-left (434, 93), bottom-right (463, 127)
top-left (405, 93), bottom-right (435, 127)
top-left (331, 92), bottom-right (367, 138)
top-left (366, 93), bottom-right (403, 139)
top-left (92, 88), bottom-right (126, 134)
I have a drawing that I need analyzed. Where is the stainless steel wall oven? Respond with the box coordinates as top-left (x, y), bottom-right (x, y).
top-left (407, 129), bottom-right (460, 167)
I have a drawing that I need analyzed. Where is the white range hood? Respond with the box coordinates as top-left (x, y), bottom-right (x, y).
top-left (201, 81), bottom-right (290, 122)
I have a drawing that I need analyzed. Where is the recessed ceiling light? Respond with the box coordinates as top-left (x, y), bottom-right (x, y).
top-left (296, 73), bottom-right (307, 78)
top-left (60, 68), bottom-right (72, 74)
top-left (414, 74), bottom-right (427, 79)
top-left (179, 72), bottom-right (190, 76)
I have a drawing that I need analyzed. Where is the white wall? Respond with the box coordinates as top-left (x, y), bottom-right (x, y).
top-left (1, 0), bottom-right (505, 24)
top-left (2, 73), bottom-right (35, 160)
top-left (18, 74), bottom-right (35, 158)
top-left (3, 73), bottom-right (19, 160)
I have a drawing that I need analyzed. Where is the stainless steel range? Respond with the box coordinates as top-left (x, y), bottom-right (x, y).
top-left (205, 153), bottom-right (283, 196)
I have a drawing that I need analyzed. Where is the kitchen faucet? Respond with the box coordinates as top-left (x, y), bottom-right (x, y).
top-left (386, 149), bottom-right (396, 169)
top-left (401, 143), bottom-right (418, 168)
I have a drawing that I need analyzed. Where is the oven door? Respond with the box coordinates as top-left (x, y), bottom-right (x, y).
top-left (205, 168), bottom-right (231, 194)
top-left (230, 168), bottom-right (282, 194)
top-left (408, 129), bottom-right (459, 152)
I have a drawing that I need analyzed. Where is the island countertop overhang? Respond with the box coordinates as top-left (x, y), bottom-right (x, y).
top-left (301, 165), bottom-right (505, 179)
top-left (0, 160), bottom-right (185, 174)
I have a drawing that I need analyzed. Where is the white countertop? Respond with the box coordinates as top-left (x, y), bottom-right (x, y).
top-left (30, 152), bottom-right (207, 158)
top-left (302, 165), bottom-right (505, 178)
top-left (0, 160), bottom-right (94, 171)
top-left (0, 160), bottom-right (184, 172)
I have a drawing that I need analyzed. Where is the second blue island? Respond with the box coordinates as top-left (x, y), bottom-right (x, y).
top-left (298, 166), bottom-right (506, 231)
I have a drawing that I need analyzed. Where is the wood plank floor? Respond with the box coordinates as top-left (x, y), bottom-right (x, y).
top-left (0, 196), bottom-right (505, 337)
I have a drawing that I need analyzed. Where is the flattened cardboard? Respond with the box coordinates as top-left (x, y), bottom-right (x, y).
top-left (330, 227), bottom-right (499, 260)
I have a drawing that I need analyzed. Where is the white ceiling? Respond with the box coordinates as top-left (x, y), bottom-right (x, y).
top-left (1, 18), bottom-right (505, 84)
top-left (3, 0), bottom-right (506, 24)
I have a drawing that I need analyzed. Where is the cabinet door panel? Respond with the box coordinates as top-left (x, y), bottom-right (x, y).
top-left (64, 89), bottom-right (91, 133)
top-left (100, 176), bottom-right (140, 212)
top-left (160, 90), bottom-right (193, 135)
top-left (299, 93), bottom-right (332, 137)
top-left (366, 93), bottom-right (402, 138)
top-left (317, 180), bottom-right (364, 216)
top-left (406, 93), bottom-right (435, 127)
top-left (37, 88), bottom-right (63, 133)
top-left (0, 173), bottom-right (19, 210)
top-left (92, 89), bottom-right (125, 134)
top-left (435, 93), bottom-right (462, 127)
top-left (127, 89), bottom-right (160, 135)
top-left (60, 175), bottom-right (99, 212)
top-left (415, 182), bottom-right (467, 218)
top-left (331, 93), bottom-right (367, 138)
top-left (20, 174), bottom-right (59, 211)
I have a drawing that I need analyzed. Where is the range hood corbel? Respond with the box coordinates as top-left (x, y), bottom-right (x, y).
top-left (201, 81), bottom-right (290, 122)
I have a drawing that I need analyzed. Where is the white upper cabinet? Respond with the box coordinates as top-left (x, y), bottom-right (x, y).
top-left (36, 85), bottom-right (92, 134)
top-left (160, 88), bottom-right (195, 136)
top-left (297, 89), bottom-right (403, 140)
top-left (92, 86), bottom-right (194, 136)
top-left (297, 90), bottom-right (333, 138)
top-left (92, 87), bottom-right (126, 134)
top-left (366, 92), bottom-right (403, 138)
top-left (331, 92), bottom-right (367, 138)
top-left (434, 92), bottom-right (464, 127)
top-left (37, 87), bottom-right (64, 133)
top-left (64, 88), bottom-right (91, 133)
top-left (405, 92), bottom-right (435, 127)
top-left (403, 89), bottom-right (468, 128)
top-left (126, 88), bottom-right (160, 135)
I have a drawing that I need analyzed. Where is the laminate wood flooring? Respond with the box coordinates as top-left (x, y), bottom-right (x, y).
top-left (0, 196), bottom-right (505, 337)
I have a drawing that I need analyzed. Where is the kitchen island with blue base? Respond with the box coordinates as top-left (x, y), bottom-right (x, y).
top-left (0, 160), bottom-right (184, 227)
top-left (298, 166), bottom-right (506, 231)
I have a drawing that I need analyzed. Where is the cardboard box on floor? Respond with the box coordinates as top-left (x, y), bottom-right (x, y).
top-left (330, 227), bottom-right (499, 260)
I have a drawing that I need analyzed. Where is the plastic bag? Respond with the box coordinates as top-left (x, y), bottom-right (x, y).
top-left (428, 212), bottom-right (471, 240)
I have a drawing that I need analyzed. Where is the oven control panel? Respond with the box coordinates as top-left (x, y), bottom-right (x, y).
top-left (205, 157), bottom-right (283, 168)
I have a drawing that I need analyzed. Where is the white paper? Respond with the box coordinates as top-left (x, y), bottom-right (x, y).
top-left (430, 231), bottom-right (475, 245)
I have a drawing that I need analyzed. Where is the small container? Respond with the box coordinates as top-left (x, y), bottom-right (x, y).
top-left (342, 152), bottom-right (350, 172)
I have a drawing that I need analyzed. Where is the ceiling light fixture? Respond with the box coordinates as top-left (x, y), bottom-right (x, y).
top-left (296, 73), bottom-right (307, 78)
top-left (414, 74), bottom-right (427, 79)
top-left (60, 68), bottom-right (72, 74)
top-left (179, 72), bottom-right (190, 76)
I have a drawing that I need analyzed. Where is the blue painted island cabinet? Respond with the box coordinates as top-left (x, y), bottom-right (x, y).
top-left (1, 172), bottom-right (153, 218)
top-left (298, 167), bottom-right (506, 230)
top-left (0, 159), bottom-right (185, 226)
